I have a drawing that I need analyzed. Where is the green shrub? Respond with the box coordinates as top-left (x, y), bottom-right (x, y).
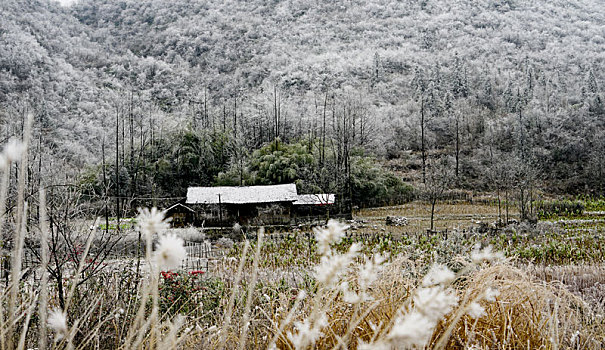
top-left (216, 139), bottom-right (414, 208)
top-left (350, 156), bottom-right (415, 207)
top-left (247, 139), bottom-right (315, 185)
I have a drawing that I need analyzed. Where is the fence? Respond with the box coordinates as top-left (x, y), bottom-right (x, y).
top-left (0, 239), bottom-right (224, 281)
top-left (105, 240), bottom-right (223, 272)
top-left (180, 241), bottom-right (225, 271)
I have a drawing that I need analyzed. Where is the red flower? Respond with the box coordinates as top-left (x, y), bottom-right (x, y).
top-left (161, 271), bottom-right (175, 280)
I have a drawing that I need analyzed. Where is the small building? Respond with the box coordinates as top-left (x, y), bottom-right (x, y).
top-left (165, 203), bottom-right (196, 227)
top-left (293, 194), bottom-right (335, 220)
top-left (185, 184), bottom-right (299, 227)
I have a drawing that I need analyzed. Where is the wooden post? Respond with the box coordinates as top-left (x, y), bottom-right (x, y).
top-left (218, 194), bottom-right (223, 230)
top-left (116, 107), bottom-right (120, 232)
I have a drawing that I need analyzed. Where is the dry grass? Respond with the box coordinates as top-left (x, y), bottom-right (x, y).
top-left (440, 264), bottom-right (603, 349)
top-left (4, 219), bottom-right (605, 349)
top-left (526, 264), bottom-right (605, 318)
top-left (263, 254), bottom-right (605, 350)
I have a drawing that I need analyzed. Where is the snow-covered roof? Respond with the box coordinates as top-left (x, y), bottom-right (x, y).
top-left (186, 184), bottom-right (298, 204)
top-left (293, 194), bottom-right (335, 206)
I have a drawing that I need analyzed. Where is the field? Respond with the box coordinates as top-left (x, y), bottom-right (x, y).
top-left (4, 198), bottom-right (605, 349)
top-left (357, 201), bottom-right (518, 233)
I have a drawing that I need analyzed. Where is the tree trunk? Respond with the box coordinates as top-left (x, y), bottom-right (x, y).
top-left (129, 91), bottom-right (135, 206)
top-left (204, 87), bottom-right (208, 127)
top-left (129, 91), bottom-right (134, 171)
top-left (222, 104), bottom-right (227, 134)
top-left (421, 98), bottom-right (427, 184)
top-left (505, 189), bottom-right (509, 223)
top-left (102, 137), bottom-right (109, 235)
top-left (520, 187), bottom-right (526, 221)
top-left (274, 85), bottom-right (279, 149)
top-left (321, 92), bottom-right (328, 165)
top-left (55, 271), bottom-right (65, 310)
top-left (455, 115), bottom-right (460, 178)
top-left (233, 91), bottom-right (237, 138)
top-left (115, 107), bottom-right (120, 232)
top-left (497, 187), bottom-right (501, 224)
top-left (239, 157), bottom-right (244, 187)
top-left (430, 199), bottom-right (436, 231)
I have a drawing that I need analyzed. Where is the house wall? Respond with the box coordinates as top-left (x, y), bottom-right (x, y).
top-left (191, 202), bottom-right (293, 227)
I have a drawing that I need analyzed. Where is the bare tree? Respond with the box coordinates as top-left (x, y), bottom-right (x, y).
top-left (420, 97), bottom-right (427, 184)
top-left (424, 158), bottom-right (453, 232)
top-left (28, 184), bottom-right (122, 310)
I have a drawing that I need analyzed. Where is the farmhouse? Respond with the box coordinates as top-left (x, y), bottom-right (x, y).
top-left (185, 183), bottom-right (298, 227)
top-left (167, 184), bottom-right (336, 227)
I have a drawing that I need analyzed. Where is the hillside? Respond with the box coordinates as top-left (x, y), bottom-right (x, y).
top-left (0, 0), bottom-right (603, 194)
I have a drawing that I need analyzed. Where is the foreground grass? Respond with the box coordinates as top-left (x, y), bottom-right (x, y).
top-left (1, 131), bottom-right (604, 348)
top-left (4, 198), bottom-right (605, 348)
top-left (4, 220), bottom-right (605, 349)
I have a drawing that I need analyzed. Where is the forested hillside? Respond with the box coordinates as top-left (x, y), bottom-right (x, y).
top-left (1, 0), bottom-right (604, 207)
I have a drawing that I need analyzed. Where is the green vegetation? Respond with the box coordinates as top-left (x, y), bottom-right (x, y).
top-left (215, 139), bottom-right (315, 187)
top-left (578, 196), bottom-right (605, 212)
top-left (79, 128), bottom-right (232, 203)
top-left (350, 157), bottom-right (414, 207)
top-left (248, 140), bottom-right (315, 185)
top-left (83, 132), bottom-right (414, 213)
top-left (239, 213), bottom-right (605, 268)
top-left (491, 223), bottom-right (605, 264)
top-left (535, 200), bottom-right (585, 219)
top-left (159, 270), bottom-right (224, 319)
top-left (98, 223), bottom-right (133, 230)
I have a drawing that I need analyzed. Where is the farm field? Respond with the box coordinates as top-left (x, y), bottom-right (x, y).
top-left (7, 199), bottom-right (605, 349)
top-left (177, 201), bottom-right (605, 348)
top-left (207, 202), bottom-right (605, 348)
top-left (356, 201), bottom-right (519, 234)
